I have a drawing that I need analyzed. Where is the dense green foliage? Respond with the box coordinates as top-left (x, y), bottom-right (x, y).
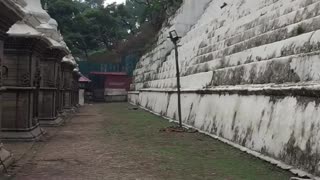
top-left (43, 0), bottom-right (183, 61)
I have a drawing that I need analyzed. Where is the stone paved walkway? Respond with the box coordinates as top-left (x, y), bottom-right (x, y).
top-left (2, 104), bottom-right (146, 180)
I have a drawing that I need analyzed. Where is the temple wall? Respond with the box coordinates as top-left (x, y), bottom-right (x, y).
top-left (130, 0), bottom-right (320, 177)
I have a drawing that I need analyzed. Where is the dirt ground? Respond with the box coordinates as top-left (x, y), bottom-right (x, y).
top-left (0, 103), bottom-right (294, 180)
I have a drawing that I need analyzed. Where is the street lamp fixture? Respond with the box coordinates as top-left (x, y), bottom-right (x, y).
top-left (220, 2), bottom-right (228, 9)
top-left (169, 30), bottom-right (180, 44)
top-left (168, 30), bottom-right (182, 128)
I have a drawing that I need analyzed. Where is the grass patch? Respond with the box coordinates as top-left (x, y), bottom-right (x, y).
top-left (100, 103), bottom-right (293, 180)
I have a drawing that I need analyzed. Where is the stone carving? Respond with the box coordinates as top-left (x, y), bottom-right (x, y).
top-left (20, 73), bottom-right (30, 86)
top-left (34, 67), bottom-right (41, 88)
top-left (2, 65), bottom-right (8, 79)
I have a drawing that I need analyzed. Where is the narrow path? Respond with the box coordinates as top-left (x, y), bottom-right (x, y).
top-left (8, 104), bottom-right (146, 180)
top-left (2, 103), bottom-right (293, 180)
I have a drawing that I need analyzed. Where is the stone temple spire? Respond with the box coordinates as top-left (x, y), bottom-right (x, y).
top-left (8, 0), bottom-right (69, 52)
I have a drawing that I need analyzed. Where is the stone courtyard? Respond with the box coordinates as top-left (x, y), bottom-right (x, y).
top-left (0, 103), bottom-right (293, 180)
top-left (2, 0), bottom-right (320, 179)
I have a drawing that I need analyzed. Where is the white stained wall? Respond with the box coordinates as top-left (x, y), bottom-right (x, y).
top-left (131, 0), bottom-right (320, 178)
top-left (133, 0), bottom-right (320, 90)
top-left (79, 89), bottom-right (85, 106)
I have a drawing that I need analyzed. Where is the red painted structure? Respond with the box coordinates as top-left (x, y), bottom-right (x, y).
top-left (89, 72), bottom-right (131, 102)
top-left (79, 75), bottom-right (91, 83)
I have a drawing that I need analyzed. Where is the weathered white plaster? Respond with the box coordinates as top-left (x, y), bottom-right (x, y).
top-left (8, 21), bottom-right (41, 36)
top-left (105, 88), bottom-right (127, 96)
top-left (79, 89), bottom-right (85, 106)
top-left (7, 0), bottom-right (69, 53)
top-left (129, 96), bottom-right (318, 179)
top-left (129, 89), bottom-right (320, 179)
top-left (62, 55), bottom-right (77, 67)
top-left (131, 0), bottom-right (320, 177)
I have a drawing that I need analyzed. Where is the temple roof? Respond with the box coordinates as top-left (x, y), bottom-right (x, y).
top-left (79, 75), bottom-right (92, 83)
top-left (90, 72), bottom-right (128, 76)
top-left (5, 0), bottom-right (78, 72)
top-left (62, 54), bottom-right (78, 67)
top-left (7, 0), bottom-right (70, 54)
top-left (8, 21), bottom-right (41, 36)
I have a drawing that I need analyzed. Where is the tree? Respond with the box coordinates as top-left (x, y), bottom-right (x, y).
top-left (43, 0), bottom-right (94, 56)
top-left (85, 0), bottom-right (104, 8)
top-left (43, 0), bottom-right (183, 59)
top-left (127, 0), bottom-right (183, 27)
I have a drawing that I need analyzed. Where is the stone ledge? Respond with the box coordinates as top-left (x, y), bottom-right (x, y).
top-left (132, 102), bottom-right (318, 180)
top-left (128, 91), bottom-right (140, 95)
top-left (137, 82), bottom-right (320, 97)
top-left (0, 125), bottom-right (45, 142)
top-left (39, 117), bottom-right (64, 127)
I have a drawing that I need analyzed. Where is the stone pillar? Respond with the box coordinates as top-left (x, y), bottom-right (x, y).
top-left (38, 49), bottom-right (67, 126)
top-left (72, 71), bottom-right (80, 107)
top-left (1, 36), bottom-right (48, 140)
top-left (61, 63), bottom-right (74, 110)
top-left (56, 62), bottom-right (63, 114)
top-left (79, 89), bottom-right (85, 106)
top-left (0, 0), bottom-right (24, 167)
top-left (70, 76), bottom-right (75, 107)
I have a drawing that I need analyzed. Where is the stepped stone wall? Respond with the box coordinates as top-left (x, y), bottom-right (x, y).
top-left (129, 0), bottom-right (320, 177)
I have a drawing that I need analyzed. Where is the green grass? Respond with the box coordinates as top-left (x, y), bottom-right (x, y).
top-left (100, 103), bottom-right (293, 180)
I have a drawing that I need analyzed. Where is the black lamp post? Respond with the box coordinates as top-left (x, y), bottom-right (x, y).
top-left (169, 30), bottom-right (182, 128)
